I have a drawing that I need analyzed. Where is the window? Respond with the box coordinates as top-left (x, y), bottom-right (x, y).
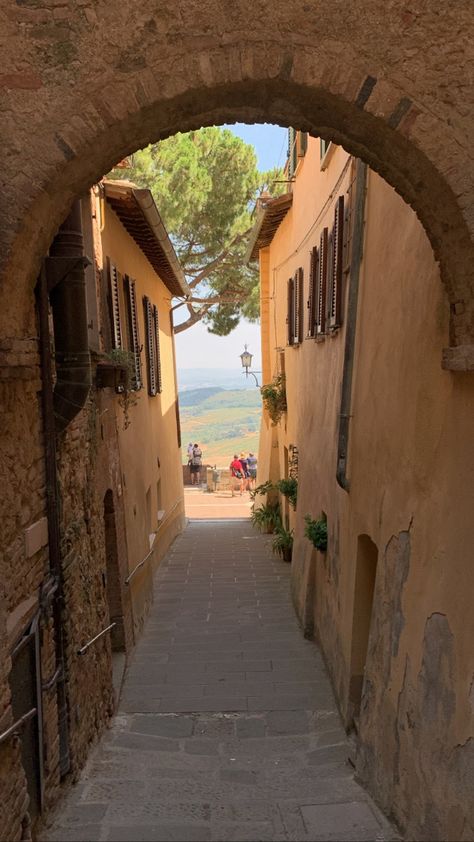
top-left (308, 194), bottom-right (345, 339)
top-left (287, 268), bottom-right (304, 346)
top-left (316, 227), bottom-right (328, 335)
top-left (320, 139), bottom-right (331, 159)
top-left (320, 138), bottom-right (335, 171)
top-left (123, 275), bottom-right (142, 390)
top-left (143, 295), bottom-right (162, 396)
top-left (107, 259), bottom-right (123, 350)
top-left (287, 128), bottom-right (309, 179)
top-left (307, 245), bottom-right (319, 338)
top-left (327, 196), bottom-right (345, 330)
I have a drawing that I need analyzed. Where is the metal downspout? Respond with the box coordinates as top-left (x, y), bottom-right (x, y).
top-left (36, 265), bottom-right (71, 777)
top-left (336, 161), bottom-right (368, 491)
top-left (48, 201), bottom-right (92, 432)
top-left (35, 198), bottom-right (92, 775)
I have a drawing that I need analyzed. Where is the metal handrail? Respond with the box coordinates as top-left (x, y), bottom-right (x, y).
top-left (77, 623), bottom-right (115, 656)
top-left (0, 708), bottom-right (36, 746)
top-left (124, 499), bottom-right (183, 585)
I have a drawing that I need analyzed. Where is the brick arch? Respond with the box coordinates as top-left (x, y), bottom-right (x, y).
top-left (1, 4), bottom-right (474, 365)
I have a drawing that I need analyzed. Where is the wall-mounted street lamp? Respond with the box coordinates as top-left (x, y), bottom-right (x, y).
top-left (239, 344), bottom-right (261, 387)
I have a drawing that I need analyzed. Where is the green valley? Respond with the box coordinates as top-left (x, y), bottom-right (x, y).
top-left (179, 388), bottom-right (261, 466)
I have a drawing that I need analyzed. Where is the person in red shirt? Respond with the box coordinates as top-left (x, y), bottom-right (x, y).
top-left (230, 454), bottom-right (245, 496)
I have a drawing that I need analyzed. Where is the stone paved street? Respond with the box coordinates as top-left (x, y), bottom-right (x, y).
top-left (41, 521), bottom-right (398, 842)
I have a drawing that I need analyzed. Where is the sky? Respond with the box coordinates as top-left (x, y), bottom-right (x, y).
top-left (174, 123), bottom-right (287, 372)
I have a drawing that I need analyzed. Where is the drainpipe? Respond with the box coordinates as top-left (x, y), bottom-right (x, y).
top-left (36, 265), bottom-right (71, 777)
top-left (47, 201), bottom-right (92, 431)
top-left (336, 160), bottom-right (368, 491)
top-left (35, 199), bottom-right (92, 775)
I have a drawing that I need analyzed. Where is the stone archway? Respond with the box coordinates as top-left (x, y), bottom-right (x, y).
top-left (1, 2), bottom-right (474, 366)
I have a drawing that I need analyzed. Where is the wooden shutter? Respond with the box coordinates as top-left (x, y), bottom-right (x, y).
top-left (108, 260), bottom-right (122, 349)
top-left (288, 127), bottom-right (297, 178)
top-left (295, 267), bottom-right (304, 344)
top-left (124, 276), bottom-right (142, 389)
top-left (299, 131), bottom-right (308, 157)
top-left (316, 228), bottom-right (328, 335)
top-left (175, 398), bottom-right (181, 449)
top-left (153, 304), bottom-right (162, 394)
top-left (143, 296), bottom-right (157, 396)
top-left (287, 276), bottom-right (295, 346)
top-left (308, 246), bottom-right (319, 337)
top-left (329, 196), bottom-right (344, 329)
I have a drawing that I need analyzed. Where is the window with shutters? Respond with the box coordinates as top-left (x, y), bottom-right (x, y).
top-left (287, 268), bottom-right (304, 346)
top-left (153, 304), bottom-right (162, 394)
top-left (123, 275), bottom-right (142, 390)
top-left (287, 129), bottom-right (308, 179)
top-left (107, 259), bottom-right (123, 350)
top-left (287, 275), bottom-right (295, 346)
top-left (328, 196), bottom-right (345, 330)
top-left (143, 296), bottom-right (162, 396)
top-left (315, 227), bottom-right (328, 335)
top-left (320, 139), bottom-right (336, 171)
top-left (307, 245), bottom-right (319, 338)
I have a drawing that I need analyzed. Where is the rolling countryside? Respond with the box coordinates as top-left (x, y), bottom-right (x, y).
top-left (179, 387), bottom-right (262, 466)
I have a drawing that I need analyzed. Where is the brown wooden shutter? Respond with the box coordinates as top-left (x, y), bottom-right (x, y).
top-left (287, 276), bottom-right (295, 346)
top-left (307, 248), bottom-right (314, 337)
top-left (124, 276), bottom-right (142, 389)
top-left (108, 260), bottom-right (122, 349)
top-left (296, 267), bottom-right (304, 343)
top-left (329, 196), bottom-right (344, 329)
top-left (293, 270), bottom-right (299, 344)
top-left (316, 228), bottom-right (328, 335)
top-left (175, 398), bottom-right (181, 449)
top-left (143, 296), bottom-right (157, 396)
top-left (153, 304), bottom-right (162, 394)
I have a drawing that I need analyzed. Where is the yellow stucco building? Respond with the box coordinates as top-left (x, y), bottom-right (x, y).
top-left (250, 133), bottom-right (474, 832)
top-left (90, 179), bottom-right (187, 640)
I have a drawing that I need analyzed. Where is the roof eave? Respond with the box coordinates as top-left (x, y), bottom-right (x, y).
top-left (102, 180), bottom-right (190, 299)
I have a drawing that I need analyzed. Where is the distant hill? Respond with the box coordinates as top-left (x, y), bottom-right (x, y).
top-left (178, 368), bottom-right (258, 392)
top-left (178, 387), bottom-right (222, 407)
top-left (179, 387), bottom-right (261, 466)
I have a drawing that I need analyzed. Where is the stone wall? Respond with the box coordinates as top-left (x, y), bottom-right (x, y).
top-left (1, 1), bottom-right (474, 362)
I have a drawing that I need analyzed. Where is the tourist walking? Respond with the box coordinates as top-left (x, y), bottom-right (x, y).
top-left (230, 453), bottom-right (245, 496)
top-left (190, 443), bottom-right (203, 486)
top-left (239, 452), bottom-right (251, 491)
top-left (247, 452), bottom-right (258, 488)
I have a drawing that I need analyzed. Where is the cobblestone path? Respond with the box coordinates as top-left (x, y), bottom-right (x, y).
top-left (42, 521), bottom-right (398, 842)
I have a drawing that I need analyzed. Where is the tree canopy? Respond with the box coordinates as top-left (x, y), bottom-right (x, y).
top-left (112, 127), bottom-right (283, 334)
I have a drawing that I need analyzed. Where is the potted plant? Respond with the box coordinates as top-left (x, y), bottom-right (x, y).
top-left (250, 502), bottom-right (281, 534)
top-left (304, 514), bottom-right (328, 552)
top-left (272, 523), bottom-right (294, 563)
top-left (276, 477), bottom-right (298, 510)
top-left (260, 374), bottom-right (287, 425)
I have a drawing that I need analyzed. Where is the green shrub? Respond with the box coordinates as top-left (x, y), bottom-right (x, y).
top-left (304, 514), bottom-right (328, 551)
top-left (250, 502), bottom-right (281, 533)
top-left (272, 524), bottom-right (294, 561)
top-left (276, 477), bottom-right (298, 509)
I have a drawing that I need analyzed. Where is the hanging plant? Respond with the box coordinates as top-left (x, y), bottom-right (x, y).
top-left (106, 349), bottom-right (140, 430)
top-left (304, 514), bottom-right (328, 552)
top-left (260, 374), bottom-right (287, 425)
top-left (276, 477), bottom-right (298, 509)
